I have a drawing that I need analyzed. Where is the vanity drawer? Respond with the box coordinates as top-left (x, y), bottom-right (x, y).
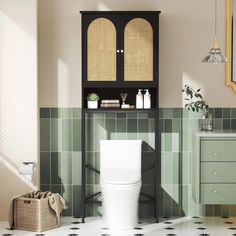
top-left (201, 140), bottom-right (236, 161)
top-left (201, 162), bottom-right (236, 183)
top-left (201, 184), bottom-right (236, 204)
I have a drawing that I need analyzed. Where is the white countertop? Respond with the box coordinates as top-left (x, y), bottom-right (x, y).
top-left (193, 129), bottom-right (236, 137)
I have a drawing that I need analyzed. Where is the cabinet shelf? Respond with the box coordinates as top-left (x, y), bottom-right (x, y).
top-left (82, 108), bottom-right (158, 113)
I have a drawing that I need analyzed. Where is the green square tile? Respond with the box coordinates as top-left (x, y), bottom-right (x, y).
top-left (172, 119), bottom-right (181, 132)
top-left (182, 153), bottom-right (189, 185)
top-left (73, 119), bottom-right (81, 151)
top-left (213, 118), bottom-right (223, 129)
top-left (159, 108), bottom-right (164, 119)
top-left (221, 205), bottom-right (230, 217)
top-left (223, 119), bottom-right (231, 129)
top-left (62, 119), bottom-right (72, 151)
top-left (223, 108), bottom-right (230, 118)
top-left (162, 133), bottom-right (172, 152)
top-left (116, 119), bottom-right (126, 132)
top-left (51, 152), bottom-right (61, 184)
top-left (231, 119), bottom-right (236, 129)
top-left (40, 152), bottom-right (51, 185)
top-left (94, 119), bottom-right (106, 151)
top-left (62, 185), bottom-right (73, 216)
top-left (164, 108), bottom-right (173, 118)
top-left (206, 205), bottom-right (214, 216)
top-left (40, 119), bottom-right (50, 151)
top-left (164, 119), bottom-right (172, 132)
top-left (214, 108), bottom-right (223, 118)
top-left (127, 113), bottom-right (137, 119)
top-left (73, 108), bottom-right (81, 119)
top-left (128, 119), bottom-right (137, 133)
top-left (231, 108), bottom-right (236, 118)
top-left (159, 119), bottom-right (164, 132)
top-left (116, 119), bottom-right (127, 140)
top-left (105, 119), bottom-right (116, 139)
top-left (161, 152), bottom-right (173, 184)
top-left (61, 108), bottom-right (72, 119)
top-left (148, 112), bottom-right (155, 118)
top-left (40, 108), bottom-right (50, 118)
top-left (51, 119), bottom-right (62, 152)
top-left (61, 152), bottom-right (72, 184)
top-left (138, 113), bottom-right (148, 119)
top-left (138, 119), bottom-right (148, 133)
top-left (73, 185), bottom-right (82, 217)
top-left (51, 108), bottom-right (61, 118)
top-left (182, 108), bottom-right (189, 118)
top-left (93, 113), bottom-right (104, 119)
top-left (106, 113), bottom-right (116, 119)
top-left (173, 108), bottom-right (181, 118)
top-left (72, 152), bottom-right (81, 185)
top-left (85, 119), bottom-right (94, 151)
top-left (116, 113), bottom-right (126, 119)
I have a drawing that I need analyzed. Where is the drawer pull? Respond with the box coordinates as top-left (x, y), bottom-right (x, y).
top-left (212, 152), bottom-right (218, 157)
top-left (212, 189), bottom-right (218, 194)
top-left (212, 171), bottom-right (218, 176)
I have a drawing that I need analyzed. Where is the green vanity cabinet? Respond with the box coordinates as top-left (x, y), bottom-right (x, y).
top-left (192, 135), bottom-right (236, 205)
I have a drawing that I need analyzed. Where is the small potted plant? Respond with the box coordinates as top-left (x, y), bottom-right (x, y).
top-left (87, 93), bottom-right (99, 109)
top-left (182, 85), bottom-right (212, 131)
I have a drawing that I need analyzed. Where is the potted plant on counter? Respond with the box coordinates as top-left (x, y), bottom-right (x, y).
top-left (87, 93), bottom-right (99, 109)
top-left (182, 85), bottom-right (212, 131)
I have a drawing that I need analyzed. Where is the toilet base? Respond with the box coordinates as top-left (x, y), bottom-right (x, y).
top-left (101, 181), bottom-right (141, 230)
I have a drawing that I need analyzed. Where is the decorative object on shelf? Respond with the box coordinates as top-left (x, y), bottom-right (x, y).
top-left (202, 0), bottom-right (227, 66)
top-left (120, 93), bottom-right (128, 108)
top-left (182, 85), bottom-right (213, 131)
top-left (144, 89), bottom-right (151, 109)
top-left (87, 93), bottom-right (99, 109)
top-left (101, 99), bottom-right (120, 108)
top-left (136, 89), bottom-right (143, 109)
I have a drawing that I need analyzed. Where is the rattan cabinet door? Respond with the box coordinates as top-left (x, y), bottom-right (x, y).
top-left (87, 18), bottom-right (117, 82)
top-left (124, 18), bottom-right (153, 82)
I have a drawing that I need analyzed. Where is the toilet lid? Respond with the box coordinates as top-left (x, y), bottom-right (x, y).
top-left (101, 170), bottom-right (141, 185)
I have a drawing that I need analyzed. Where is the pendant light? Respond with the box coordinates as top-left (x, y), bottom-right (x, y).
top-left (202, 0), bottom-right (227, 66)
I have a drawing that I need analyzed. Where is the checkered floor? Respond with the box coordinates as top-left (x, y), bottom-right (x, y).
top-left (1, 216), bottom-right (236, 236)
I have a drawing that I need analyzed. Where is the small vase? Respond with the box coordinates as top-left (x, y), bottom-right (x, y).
top-left (87, 101), bottom-right (98, 109)
top-left (202, 109), bottom-right (213, 131)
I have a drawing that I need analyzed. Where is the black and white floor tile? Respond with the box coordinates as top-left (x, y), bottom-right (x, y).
top-left (1, 216), bottom-right (236, 236)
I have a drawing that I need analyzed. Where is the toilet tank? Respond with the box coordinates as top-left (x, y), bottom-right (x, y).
top-left (100, 140), bottom-right (142, 174)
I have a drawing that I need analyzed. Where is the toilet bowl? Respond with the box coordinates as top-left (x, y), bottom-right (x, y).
top-left (100, 140), bottom-right (142, 230)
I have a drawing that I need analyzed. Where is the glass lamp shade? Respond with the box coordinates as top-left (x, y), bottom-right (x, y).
top-left (202, 37), bottom-right (228, 66)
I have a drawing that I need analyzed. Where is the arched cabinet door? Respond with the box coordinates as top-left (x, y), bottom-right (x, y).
top-left (124, 18), bottom-right (153, 82)
top-left (87, 18), bottom-right (117, 81)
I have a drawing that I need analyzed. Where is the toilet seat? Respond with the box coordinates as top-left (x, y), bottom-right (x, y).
top-left (101, 170), bottom-right (141, 185)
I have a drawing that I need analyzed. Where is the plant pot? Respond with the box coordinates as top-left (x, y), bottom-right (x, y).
top-left (87, 101), bottom-right (98, 109)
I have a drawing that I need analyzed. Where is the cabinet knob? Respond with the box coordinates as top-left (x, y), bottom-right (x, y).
top-left (117, 49), bottom-right (120, 53)
top-left (212, 171), bottom-right (218, 176)
top-left (212, 189), bottom-right (217, 194)
top-left (121, 49), bottom-right (124, 53)
top-left (212, 152), bottom-right (218, 157)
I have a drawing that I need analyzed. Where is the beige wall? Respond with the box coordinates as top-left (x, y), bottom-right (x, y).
top-left (38, 0), bottom-right (236, 108)
top-left (0, 0), bottom-right (38, 220)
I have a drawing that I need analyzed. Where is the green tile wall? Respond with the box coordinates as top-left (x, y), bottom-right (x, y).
top-left (40, 108), bottom-right (158, 218)
top-left (40, 107), bottom-right (236, 218)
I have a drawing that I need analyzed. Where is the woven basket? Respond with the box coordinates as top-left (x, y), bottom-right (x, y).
top-left (13, 197), bottom-right (60, 232)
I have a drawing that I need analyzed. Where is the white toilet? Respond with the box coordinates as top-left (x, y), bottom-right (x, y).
top-left (100, 140), bottom-right (142, 230)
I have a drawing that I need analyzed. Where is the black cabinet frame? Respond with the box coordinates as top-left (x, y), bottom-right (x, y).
top-left (80, 11), bottom-right (161, 223)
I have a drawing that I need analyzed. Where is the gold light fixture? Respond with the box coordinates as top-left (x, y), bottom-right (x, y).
top-left (202, 0), bottom-right (228, 66)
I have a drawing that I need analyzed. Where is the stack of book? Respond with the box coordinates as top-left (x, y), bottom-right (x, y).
top-left (101, 99), bottom-right (120, 108)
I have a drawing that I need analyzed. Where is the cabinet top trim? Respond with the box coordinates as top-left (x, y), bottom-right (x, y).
top-left (80, 11), bottom-right (161, 15)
